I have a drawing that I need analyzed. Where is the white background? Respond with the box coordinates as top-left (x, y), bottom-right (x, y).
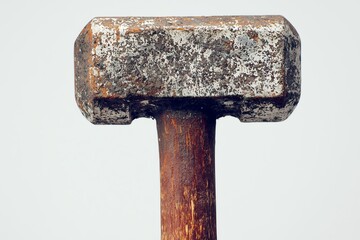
top-left (0, 0), bottom-right (359, 239)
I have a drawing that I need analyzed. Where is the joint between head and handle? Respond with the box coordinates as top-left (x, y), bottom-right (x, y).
top-left (86, 93), bottom-right (296, 124)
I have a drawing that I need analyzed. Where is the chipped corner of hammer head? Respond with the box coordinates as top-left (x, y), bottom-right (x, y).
top-left (74, 15), bottom-right (301, 125)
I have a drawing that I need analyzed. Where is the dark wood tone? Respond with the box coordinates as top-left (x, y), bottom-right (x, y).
top-left (156, 110), bottom-right (217, 240)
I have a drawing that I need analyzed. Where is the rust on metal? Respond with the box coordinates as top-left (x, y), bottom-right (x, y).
top-left (74, 16), bottom-right (301, 124)
top-left (157, 110), bottom-right (216, 240)
top-left (74, 15), bottom-right (301, 240)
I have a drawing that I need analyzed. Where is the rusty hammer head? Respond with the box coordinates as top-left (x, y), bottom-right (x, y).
top-left (74, 16), bottom-right (300, 124)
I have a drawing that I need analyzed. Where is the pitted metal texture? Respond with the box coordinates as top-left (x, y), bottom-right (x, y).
top-left (74, 16), bottom-right (301, 124)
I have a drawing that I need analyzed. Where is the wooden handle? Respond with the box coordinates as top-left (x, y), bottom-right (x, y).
top-left (157, 110), bottom-right (217, 240)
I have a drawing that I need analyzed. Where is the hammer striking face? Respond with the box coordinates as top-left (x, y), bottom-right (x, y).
top-left (75, 16), bottom-right (300, 124)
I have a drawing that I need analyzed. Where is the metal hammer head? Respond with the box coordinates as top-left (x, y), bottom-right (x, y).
top-left (74, 16), bottom-right (301, 124)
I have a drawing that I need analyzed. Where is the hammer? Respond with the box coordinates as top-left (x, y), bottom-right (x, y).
top-left (74, 16), bottom-right (300, 240)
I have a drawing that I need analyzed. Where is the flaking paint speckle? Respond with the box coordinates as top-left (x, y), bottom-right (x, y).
top-left (74, 16), bottom-right (301, 124)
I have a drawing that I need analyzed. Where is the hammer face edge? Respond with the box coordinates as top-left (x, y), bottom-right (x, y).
top-left (74, 16), bottom-right (300, 124)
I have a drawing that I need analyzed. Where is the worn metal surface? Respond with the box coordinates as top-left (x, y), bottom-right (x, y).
top-left (157, 111), bottom-right (216, 240)
top-left (74, 16), bottom-right (301, 124)
top-left (74, 16), bottom-right (302, 240)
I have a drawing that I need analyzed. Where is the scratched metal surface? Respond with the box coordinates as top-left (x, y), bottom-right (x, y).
top-left (74, 16), bottom-right (301, 124)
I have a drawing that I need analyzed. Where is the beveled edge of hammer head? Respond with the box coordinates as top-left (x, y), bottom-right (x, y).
top-left (74, 15), bottom-right (301, 124)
